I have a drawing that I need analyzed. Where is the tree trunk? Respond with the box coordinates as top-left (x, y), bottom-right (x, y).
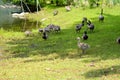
top-left (56, 0), bottom-right (59, 6)
top-left (51, 0), bottom-right (54, 4)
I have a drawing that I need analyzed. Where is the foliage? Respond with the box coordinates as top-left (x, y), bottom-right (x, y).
top-left (2, 0), bottom-right (120, 8)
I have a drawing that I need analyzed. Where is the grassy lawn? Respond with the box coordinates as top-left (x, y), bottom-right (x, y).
top-left (0, 5), bottom-right (120, 80)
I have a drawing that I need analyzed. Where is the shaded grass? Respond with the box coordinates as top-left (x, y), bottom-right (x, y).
top-left (84, 65), bottom-right (120, 78)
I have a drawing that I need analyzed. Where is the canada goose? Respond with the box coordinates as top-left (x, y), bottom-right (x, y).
top-left (99, 8), bottom-right (104, 22)
top-left (82, 17), bottom-right (87, 24)
top-left (24, 30), bottom-right (32, 37)
top-left (53, 25), bottom-right (61, 32)
top-left (77, 37), bottom-right (90, 54)
top-left (53, 10), bottom-right (58, 16)
top-left (82, 31), bottom-right (88, 40)
top-left (116, 37), bottom-right (120, 44)
top-left (42, 32), bottom-right (48, 40)
top-left (65, 6), bottom-right (71, 11)
top-left (76, 21), bottom-right (84, 32)
top-left (87, 20), bottom-right (94, 32)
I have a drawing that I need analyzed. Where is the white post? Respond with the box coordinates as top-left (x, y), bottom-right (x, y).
top-left (36, 0), bottom-right (38, 13)
top-left (21, 0), bottom-right (24, 12)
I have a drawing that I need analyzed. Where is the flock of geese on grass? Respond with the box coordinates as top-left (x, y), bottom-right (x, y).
top-left (76, 8), bottom-right (120, 55)
top-left (24, 8), bottom-right (120, 55)
top-left (24, 6), bottom-right (71, 40)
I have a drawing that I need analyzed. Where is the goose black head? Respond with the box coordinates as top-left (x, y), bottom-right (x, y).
top-left (84, 31), bottom-right (87, 34)
top-left (117, 37), bottom-right (120, 44)
top-left (101, 8), bottom-right (103, 15)
top-left (82, 17), bottom-right (87, 22)
top-left (87, 20), bottom-right (92, 24)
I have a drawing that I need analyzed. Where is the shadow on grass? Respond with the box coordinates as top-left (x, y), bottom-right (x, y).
top-left (88, 13), bottom-right (120, 59)
top-left (84, 65), bottom-right (120, 78)
top-left (2, 9), bottom-right (120, 61)
top-left (5, 28), bottom-right (81, 59)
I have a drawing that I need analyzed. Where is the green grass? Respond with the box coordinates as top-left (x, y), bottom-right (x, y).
top-left (0, 5), bottom-right (120, 80)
